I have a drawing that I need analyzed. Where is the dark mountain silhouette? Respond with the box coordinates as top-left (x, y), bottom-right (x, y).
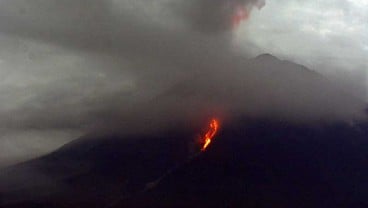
top-left (121, 120), bottom-right (368, 208)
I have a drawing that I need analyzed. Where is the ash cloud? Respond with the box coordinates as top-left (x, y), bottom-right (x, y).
top-left (0, 0), bottom-right (366, 166)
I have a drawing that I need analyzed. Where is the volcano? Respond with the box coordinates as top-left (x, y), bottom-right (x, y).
top-left (1, 55), bottom-right (368, 208)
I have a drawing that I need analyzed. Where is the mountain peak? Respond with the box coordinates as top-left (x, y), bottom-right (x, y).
top-left (254, 53), bottom-right (279, 62)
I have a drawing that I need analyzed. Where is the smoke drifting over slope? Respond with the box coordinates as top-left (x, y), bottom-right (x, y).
top-left (0, 0), bottom-right (366, 165)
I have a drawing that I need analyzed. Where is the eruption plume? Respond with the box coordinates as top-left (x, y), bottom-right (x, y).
top-left (232, 5), bottom-right (250, 28)
top-left (185, 0), bottom-right (266, 33)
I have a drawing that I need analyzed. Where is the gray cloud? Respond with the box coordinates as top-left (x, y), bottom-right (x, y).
top-left (0, 129), bottom-right (80, 167)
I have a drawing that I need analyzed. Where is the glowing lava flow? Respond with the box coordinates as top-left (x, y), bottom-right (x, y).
top-left (201, 119), bottom-right (220, 151)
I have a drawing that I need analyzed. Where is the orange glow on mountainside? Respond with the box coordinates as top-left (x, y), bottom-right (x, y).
top-left (201, 119), bottom-right (220, 151)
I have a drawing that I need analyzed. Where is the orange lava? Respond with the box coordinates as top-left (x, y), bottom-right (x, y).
top-left (201, 119), bottom-right (220, 151)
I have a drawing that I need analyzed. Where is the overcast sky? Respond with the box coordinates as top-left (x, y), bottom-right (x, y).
top-left (0, 0), bottom-right (367, 167)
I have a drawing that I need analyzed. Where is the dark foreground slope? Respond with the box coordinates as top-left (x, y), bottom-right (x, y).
top-left (121, 121), bottom-right (368, 208)
top-left (0, 130), bottom-right (194, 208)
top-left (1, 121), bottom-right (368, 208)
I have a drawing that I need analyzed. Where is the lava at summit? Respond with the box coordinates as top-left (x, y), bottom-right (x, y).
top-left (232, 5), bottom-right (249, 28)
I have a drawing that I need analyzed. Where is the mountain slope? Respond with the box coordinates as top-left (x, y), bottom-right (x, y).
top-left (0, 130), bottom-right (194, 207)
top-left (160, 54), bottom-right (366, 123)
top-left (121, 121), bottom-right (368, 208)
top-left (2, 120), bottom-right (368, 208)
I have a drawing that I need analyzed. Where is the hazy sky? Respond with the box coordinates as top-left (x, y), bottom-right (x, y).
top-left (242, 0), bottom-right (368, 66)
top-left (0, 0), bottom-right (366, 167)
top-left (239, 0), bottom-right (368, 96)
